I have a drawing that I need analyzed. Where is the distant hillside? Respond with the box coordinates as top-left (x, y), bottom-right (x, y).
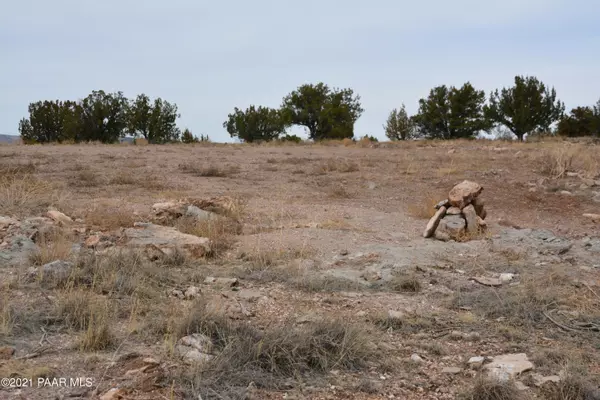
top-left (0, 134), bottom-right (19, 144)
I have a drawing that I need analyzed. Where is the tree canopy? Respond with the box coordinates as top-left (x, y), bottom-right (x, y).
top-left (384, 104), bottom-right (414, 140)
top-left (484, 75), bottom-right (565, 141)
top-left (223, 105), bottom-right (287, 142)
top-left (281, 83), bottom-right (364, 140)
top-left (412, 82), bottom-right (489, 139)
top-left (18, 91), bottom-right (184, 144)
top-left (557, 102), bottom-right (600, 137)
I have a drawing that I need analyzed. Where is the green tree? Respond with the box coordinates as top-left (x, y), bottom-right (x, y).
top-left (18, 100), bottom-right (76, 143)
top-left (181, 128), bottom-right (198, 143)
top-left (223, 105), bottom-right (287, 142)
top-left (413, 83), bottom-right (489, 139)
top-left (384, 104), bottom-right (414, 140)
top-left (79, 90), bottom-right (129, 143)
top-left (281, 83), bottom-right (364, 140)
top-left (484, 75), bottom-right (565, 141)
top-left (557, 105), bottom-right (600, 137)
top-left (127, 95), bottom-right (180, 143)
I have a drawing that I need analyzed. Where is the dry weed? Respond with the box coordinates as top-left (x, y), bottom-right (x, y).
top-left (81, 205), bottom-right (138, 230)
top-left (0, 173), bottom-right (60, 217)
top-left (313, 158), bottom-right (359, 174)
top-left (29, 229), bottom-right (73, 266)
top-left (407, 194), bottom-right (442, 219)
top-left (176, 216), bottom-right (240, 258)
top-left (178, 162), bottom-right (239, 177)
top-left (459, 377), bottom-right (524, 400)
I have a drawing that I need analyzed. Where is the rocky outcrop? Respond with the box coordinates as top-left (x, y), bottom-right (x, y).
top-left (123, 222), bottom-right (210, 259)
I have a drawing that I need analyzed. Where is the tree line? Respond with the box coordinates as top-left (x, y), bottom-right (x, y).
top-left (18, 90), bottom-right (206, 144)
top-left (17, 76), bottom-right (600, 144)
top-left (225, 76), bottom-right (599, 143)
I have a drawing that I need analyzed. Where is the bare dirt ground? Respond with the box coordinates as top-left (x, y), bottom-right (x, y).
top-left (1, 139), bottom-right (600, 400)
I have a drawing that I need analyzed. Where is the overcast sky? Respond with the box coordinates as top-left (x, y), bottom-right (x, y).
top-left (1, 0), bottom-right (599, 141)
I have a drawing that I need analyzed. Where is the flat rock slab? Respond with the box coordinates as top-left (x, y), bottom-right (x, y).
top-left (484, 353), bottom-right (534, 381)
top-left (471, 276), bottom-right (503, 287)
top-left (423, 206), bottom-right (447, 238)
top-left (123, 222), bottom-right (210, 258)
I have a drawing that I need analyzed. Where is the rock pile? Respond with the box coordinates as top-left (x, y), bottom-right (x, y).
top-left (423, 180), bottom-right (487, 241)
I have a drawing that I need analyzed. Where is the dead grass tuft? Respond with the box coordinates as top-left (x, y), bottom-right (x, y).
top-left (407, 194), bottom-right (442, 219)
top-left (313, 158), bottom-right (359, 174)
top-left (176, 216), bottom-right (241, 258)
top-left (109, 170), bottom-right (138, 185)
top-left (459, 377), bottom-right (524, 400)
top-left (0, 173), bottom-right (60, 217)
top-left (81, 205), bottom-right (138, 230)
top-left (29, 229), bottom-right (73, 266)
top-left (71, 169), bottom-right (102, 187)
top-left (389, 274), bottom-right (422, 293)
top-left (178, 162), bottom-right (239, 177)
top-left (176, 305), bottom-right (375, 395)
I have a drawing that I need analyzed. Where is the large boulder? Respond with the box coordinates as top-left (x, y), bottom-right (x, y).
top-left (123, 222), bottom-right (210, 259)
top-left (448, 181), bottom-right (483, 209)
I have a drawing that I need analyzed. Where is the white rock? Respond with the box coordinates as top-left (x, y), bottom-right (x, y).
top-left (124, 222), bottom-right (210, 258)
top-left (468, 356), bottom-right (485, 369)
top-left (46, 210), bottom-right (72, 224)
top-left (410, 354), bottom-right (424, 364)
top-left (583, 213), bottom-right (600, 222)
top-left (560, 190), bottom-right (573, 196)
top-left (184, 286), bottom-right (201, 299)
top-left (532, 373), bottom-right (561, 387)
top-left (499, 273), bottom-right (516, 283)
top-left (442, 367), bottom-right (462, 374)
top-left (484, 353), bottom-right (534, 381)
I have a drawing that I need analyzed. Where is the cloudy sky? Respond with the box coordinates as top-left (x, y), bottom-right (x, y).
top-left (1, 0), bottom-right (599, 141)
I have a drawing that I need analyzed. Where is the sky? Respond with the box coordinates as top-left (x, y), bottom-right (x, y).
top-left (1, 0), bottom-right (600, 142)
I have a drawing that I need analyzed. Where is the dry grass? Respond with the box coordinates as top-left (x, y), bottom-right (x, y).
top-left (176, 216), bottom-right (241, 258)
top-left (71, 169), bottom-right (102, 187)
top-left (313, 157), bottom-right (359, 174)
top-left (459, 377), bottom-right (524, 400)
top-left (538, 144), bottom-right (600, 179)
top-left (29, 229), bottom-right (73, 266)
top-left (80, 204), bottom-right (138, 230)
top-left (176, 304), bottom-right (375, 396)
top-left (328, 185), bottom-right (353, 199)
top-left (0, 173), bottom-right (60, 217)
top-left (178, 162), bottom-right (239, 177)
top-left (407, 194), bottom-right (442, 219)
top-left (389, 274), bottom-right (422, 293)
top-left (109, 170), bottom-right (138, 185)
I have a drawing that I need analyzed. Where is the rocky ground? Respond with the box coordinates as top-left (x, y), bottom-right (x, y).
top-left (1, 139), bottom-right (600, 400)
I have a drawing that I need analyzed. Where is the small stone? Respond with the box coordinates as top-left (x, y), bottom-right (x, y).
top-left (100, 388), bottom-right (124, 400)
top-left (434, 199), bottom-right (450, 210)
top-left (85, 235), bottom-right (101, 248)
top-left (340, 250), bottom-right (349, 256)
top-left (566, 172), bottom-right (580, 177)
top-left (410, 354), bottom-right (424, 364)
top-left (583, 214), bottom-right (600, 222)
top-left (448, 149), bottom-right (456, 154)
top-left (0, 346), bottom-right (15, 360)
top-left (203, 277), bottom-right (239, 287)
top-left (560, 190), bottom-right (573, 196)
top-left (448, 181), bottom-right (483, 209)
top-left (237, 289), bottom-right (263, 302)
top-left (468, 356), bottom-right (485, 369)
top-left (446, 207), bottom-right (462, 215)
top-left (388, 310), bottom-right (405, 320)
top-left (356, 311), bottom-right (367, 317)
top-left (442, 367), bottom-right (462, 374)
top-left (40, 260), bottom-right (74, 282)
top-left (143, 357), bottom-right (160, 365)
top-left (423, 206), bottom-right (447, 238)
top-left (449, 331), bottom-right (464, 340)
top-left (170, 289), bottom-right (184, 299)
top-left (499, 273), bottom-right (515, 283)
top-left (472, 276), bottom-right (503, 287)
top-left (46, 210), bottom-right (72, 225)
top-left (362, 270), bottom-right (382, 282)
top-left (477, 216), bottom-right (487, 229)
top-left (184, 286), bottom-right (201, 299)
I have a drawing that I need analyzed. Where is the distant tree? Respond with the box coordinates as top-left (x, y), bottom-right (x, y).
top-left (484, 75), bottom-right (565, 141)
top-left (384, 104), bottom-right (414, 140)
top-left (361, 134), bottom-right (378, 142)
top-left (557, 105), bottom-right (600, 137)
top-left (413, 82), bottom-right (489, 139)
top-left (223, 105), bottom-right (287, 142)
top-left (18, 100), bottom-right (80, 143)
top-left (281, 83), bottom-right (364, 140)
top-left (127, 95), bottom-right (180, 143)
top-left (79, 90), bottom-right (129, 143)
top-left (279, 134), bottom-right (302, 143)
top-left (181, 128), bottom-right (198, 143)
